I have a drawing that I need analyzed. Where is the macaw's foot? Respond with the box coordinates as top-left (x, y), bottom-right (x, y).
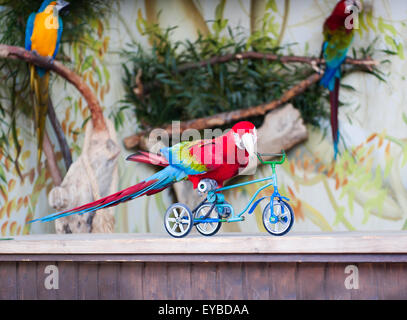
top-left (45, 56), bottom-right (54, 64)
top-left (311, 60), bottom-right (323, 74)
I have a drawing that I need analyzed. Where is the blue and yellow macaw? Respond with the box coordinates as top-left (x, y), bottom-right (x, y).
top-left (25, 0), bottom-right (69, 163)
top-left (320, 0), bottom-right (361, 159)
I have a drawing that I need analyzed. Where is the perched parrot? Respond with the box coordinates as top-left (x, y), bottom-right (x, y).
top-left (25, 0), bottom-right (69, 163)
top-left (320, 0), bottom-right (361, 159)
top-left (30, 121), bottom-right (258, 223)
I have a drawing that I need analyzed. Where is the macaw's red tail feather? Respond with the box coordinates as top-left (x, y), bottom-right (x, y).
top-left (145, 186), bottom-right (168, 196)
top-left (29, 164), bottom-right (186, 224)
top-left (29, 179), bottom-right (159, 223)
top-left (330, 78), bottom-right (340, 160)
top-left (126, 151), bottom-right (169, 167)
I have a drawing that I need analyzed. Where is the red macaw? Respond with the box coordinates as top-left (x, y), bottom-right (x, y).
top-left (320, 0), bottom-right (362, 159)
top-left (30, 121), bottom-right (257, 223)
top-left (25, 0), bottom-right (69, 163)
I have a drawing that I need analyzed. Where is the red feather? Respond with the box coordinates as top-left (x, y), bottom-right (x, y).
top-left (48, 179), bottom-right (158, 219)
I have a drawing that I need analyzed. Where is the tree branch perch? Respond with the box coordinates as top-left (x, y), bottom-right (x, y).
top-left (124, 72), bottom-right (323, 149)
top-left (0, 44), bottom-right (106, 132)
top-left (125, 52), bottom-right (378, 149)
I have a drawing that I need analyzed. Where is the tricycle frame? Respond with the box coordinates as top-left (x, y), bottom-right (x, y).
top-left (193, 151), bottom-right (290, 226)
top-left (164, 151), bottom-right (294, 238)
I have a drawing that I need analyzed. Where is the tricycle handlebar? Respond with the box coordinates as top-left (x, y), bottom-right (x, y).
top-left (256, 150), bottom-right (286, 165)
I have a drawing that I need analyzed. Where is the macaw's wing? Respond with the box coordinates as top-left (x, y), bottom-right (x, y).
top-left (160, 140), bottom-right (224, 177)
top-left (322, 27), bottom-right (353, 69)
top-left (52, 16), bottom-right (63, 59)
top-left (321, 27), bottom-right (353, 91)
top-left (25, 13), bottom-right (36, 51)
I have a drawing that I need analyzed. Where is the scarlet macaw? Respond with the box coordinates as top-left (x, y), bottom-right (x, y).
top-left (30, 121), bottom-right (258, 223)
top-left (25, 0), bottom-right (69, 163)
top-left (320, 0), bottom-right (361, 159)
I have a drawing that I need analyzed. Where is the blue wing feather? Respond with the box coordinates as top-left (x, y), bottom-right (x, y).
top-left (52, 16), bottom-right (63, 59)
top-left (320, 43), bottom-right (349, 91)
top-left (25, 13), bottom-right (36, 51)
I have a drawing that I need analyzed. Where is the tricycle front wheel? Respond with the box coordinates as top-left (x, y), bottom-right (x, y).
top-left (263, 200), bottom-right (294, 236)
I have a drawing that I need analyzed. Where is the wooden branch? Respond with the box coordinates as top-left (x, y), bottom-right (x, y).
top-left (176, 52), bottom-right (378, 73)
top-left (0, 44), bottom-right (106, 132)
top-left (47, 99), bottom-right (73, 170)
top-left (124, 72), bottom-right (323, 149)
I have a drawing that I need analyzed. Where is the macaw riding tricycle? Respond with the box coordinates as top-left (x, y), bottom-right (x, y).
top-left (163, 151), bottom-right (294, 238)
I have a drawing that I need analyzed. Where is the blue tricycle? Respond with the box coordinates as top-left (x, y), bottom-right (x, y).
top-left (164, 151), bottom-right (294, 238)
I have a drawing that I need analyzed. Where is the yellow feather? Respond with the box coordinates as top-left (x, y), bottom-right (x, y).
top-left (31, 69), bottom-right (50, 164)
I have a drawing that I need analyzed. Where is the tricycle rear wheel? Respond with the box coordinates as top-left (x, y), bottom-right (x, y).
top-left (194, 204), bottom-right (222, 236)
top-left (164, 203), bottom-right (193, 238)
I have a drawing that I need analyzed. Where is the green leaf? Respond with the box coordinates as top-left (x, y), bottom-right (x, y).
top-left (0, 165), bottom-right (6, 184)
top-left (378, 17), bottom-right (397, 35)
top-left (366, 11), bottom-right (376, 32)
top-left (266, 0), bottom-right (278, 12)
top-left (81, 56), bottom-right (94, 73)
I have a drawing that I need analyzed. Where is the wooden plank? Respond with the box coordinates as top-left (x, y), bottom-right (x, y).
top-left (379, 263), bottom-right (407, 299)
top-left (296, 263), bottom-right (326, 299)
top-left (216, 262), bottom-right (244, 299)
top-left (36, 262), bottom-right (58, 300)
top-left (2, 253), bottom-right (407, 263)
top-left (243, 263), bottom-right (269, 299)
top-left (78, 262), bottom-right (98, 300)
top-left (98, 263), bottom-right (120, 300)
top-left (190, 263), bottom-right (217, 300)
top-left (3, 232), bottom-right (407, 255)
top-left (167, 263), bottom-right (192, 300)
top-left (143, 262), bottom-right (168, 300)
top-left (56, 262), bottom-right (78, 299)
top-left (268, 262), bottom-right (296, 300)
top-left (119, 262), bottom-right (143, 299)
top-left (350, 263), bottom-right (378, 300)
top-left (16, 262), bottom-right (37, 300)
top-left (0, 262), bottom-right (17, 299)
top-left (324, 263), bottom-right (351, 300)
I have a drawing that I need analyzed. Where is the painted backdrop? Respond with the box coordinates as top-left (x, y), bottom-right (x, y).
top-left (0, 0), bottom-right (406, 236)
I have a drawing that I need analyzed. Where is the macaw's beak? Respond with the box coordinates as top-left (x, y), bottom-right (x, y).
top-left (241, 133), bottom-right (256, 157)
top-left (56, 0), bottom-right (70, 11)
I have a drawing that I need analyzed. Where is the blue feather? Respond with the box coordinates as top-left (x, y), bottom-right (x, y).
top-left (24, 13), bottom-right (36, 51)
top-left (320, 65), bottom-right (341, 91)
top-left (29, 165), bottom-right (187, 223)
top-left (38, 0), bottom-right (54, 12)
top-left (53, 16), bottom-right (63, 59)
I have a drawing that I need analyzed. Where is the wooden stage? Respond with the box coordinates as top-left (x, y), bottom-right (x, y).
top-left (0, 232), bottom-right (407, 300)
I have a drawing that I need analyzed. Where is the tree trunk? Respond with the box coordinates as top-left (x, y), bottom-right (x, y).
top-left (48, 119), bottom-right (120, 233)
